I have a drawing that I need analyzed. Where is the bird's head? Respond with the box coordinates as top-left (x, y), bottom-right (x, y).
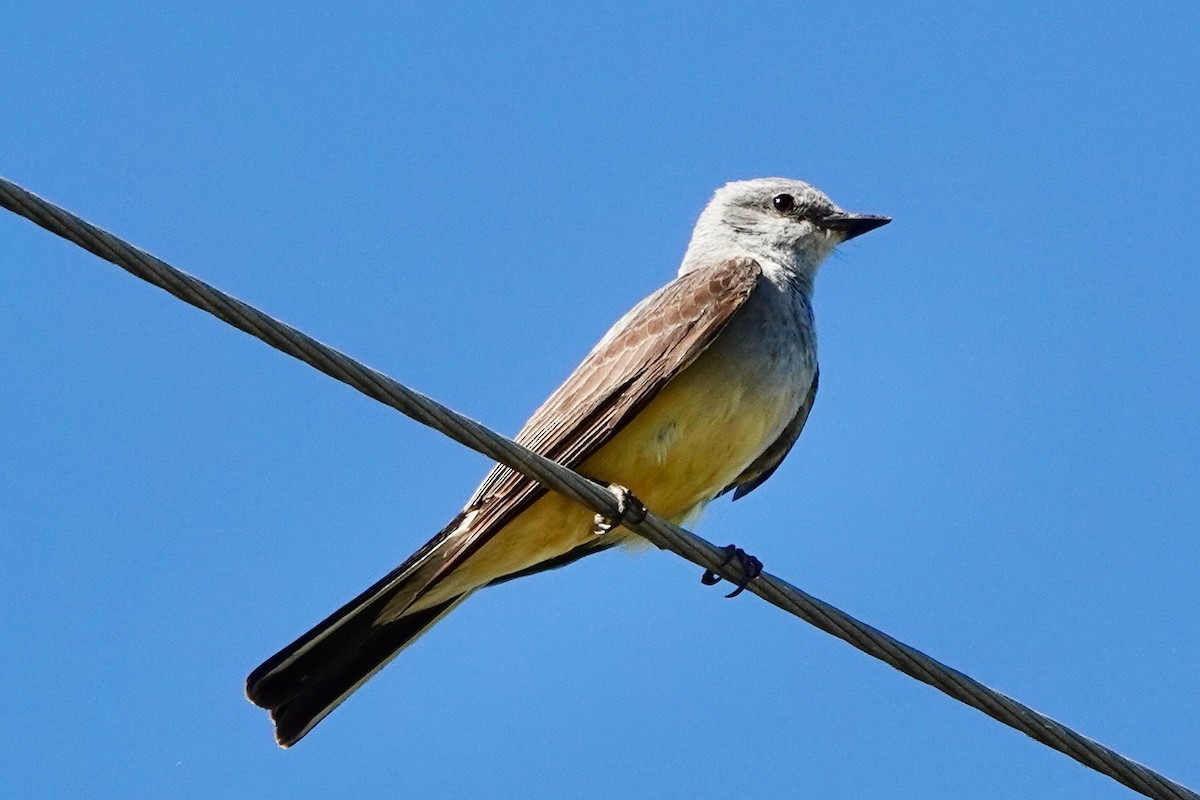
top-left (680, 178), bottom-right (889, 282)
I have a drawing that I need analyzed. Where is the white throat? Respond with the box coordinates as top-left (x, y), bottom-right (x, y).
top-left (678, 215), bottom-right (835, 291)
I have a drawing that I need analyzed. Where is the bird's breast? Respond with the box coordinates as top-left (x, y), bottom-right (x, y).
top-left (585, 285), bottom-right (816, 521)
top-left (432, 281), bottom-right (817, 600)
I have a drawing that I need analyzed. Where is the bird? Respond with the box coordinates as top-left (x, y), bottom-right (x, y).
top-left (245, 177), bottom-right (889, 746)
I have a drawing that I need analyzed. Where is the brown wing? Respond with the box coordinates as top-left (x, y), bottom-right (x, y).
top-left (410, 257), bottom-right (764, 602)
top-left (721, 367), bottom-right (818, 500)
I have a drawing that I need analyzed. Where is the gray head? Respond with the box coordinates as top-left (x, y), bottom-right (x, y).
top-left (679, 178), bottom-right (889, 283)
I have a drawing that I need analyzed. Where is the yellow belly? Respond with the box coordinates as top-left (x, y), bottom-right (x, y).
top-left (423, 345), bottom-right (800, 602)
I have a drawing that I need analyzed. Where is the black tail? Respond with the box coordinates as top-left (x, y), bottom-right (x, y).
top-left (246, 520), bottom-right (617, 746)
top-left (246, 567), bottom-right (467, 746)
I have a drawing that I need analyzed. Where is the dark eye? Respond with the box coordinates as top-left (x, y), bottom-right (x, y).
top-left (772, 194), bottom-right (796, 214)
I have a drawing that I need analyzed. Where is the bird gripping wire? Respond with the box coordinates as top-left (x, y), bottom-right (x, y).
top-left (0, 174), bottom-right (1194, 800)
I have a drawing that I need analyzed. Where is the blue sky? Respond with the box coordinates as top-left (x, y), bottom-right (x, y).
top-left (2, 3), bottom-right (1198, 798)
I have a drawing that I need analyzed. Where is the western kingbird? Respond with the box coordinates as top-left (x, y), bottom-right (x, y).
top-left (246, 177), bottom-right (889, 746)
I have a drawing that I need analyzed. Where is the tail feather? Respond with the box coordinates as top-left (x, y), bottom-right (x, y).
top-left (246, 517), bottom-right (477, 746)
top-left (246, 563), bottom-right (421, 709)
top-left (246, 584), bottom-right (467, 747)
top-left (267, 595), bottom-right (465, 746)
top-left (249, 592), bottom-right (466, 747)
top-left (246, 518), bottom-right (616, 746)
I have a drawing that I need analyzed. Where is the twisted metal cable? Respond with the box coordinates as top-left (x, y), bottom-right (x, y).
top-left (1, 175), bottom-right (1193, 800)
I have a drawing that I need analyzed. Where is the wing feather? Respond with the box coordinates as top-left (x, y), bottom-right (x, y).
top-left (412, 258), bottom-right (764, 601)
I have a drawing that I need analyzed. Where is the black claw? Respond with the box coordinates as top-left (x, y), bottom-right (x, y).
top-left (700, 544), bottom-right (762, 598)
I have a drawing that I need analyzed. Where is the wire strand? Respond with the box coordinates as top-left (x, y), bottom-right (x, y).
top-left (1, 174), bottom-right (1193, 800)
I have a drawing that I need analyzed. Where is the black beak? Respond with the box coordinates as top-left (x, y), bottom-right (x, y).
top-left (820, 212), bottom-right (891, 241)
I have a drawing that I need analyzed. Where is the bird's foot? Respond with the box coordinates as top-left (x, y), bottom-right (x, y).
top-left (593, 484), bottom-right (647, 535)
top-left (700, 544), bottom-right (763, 598)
